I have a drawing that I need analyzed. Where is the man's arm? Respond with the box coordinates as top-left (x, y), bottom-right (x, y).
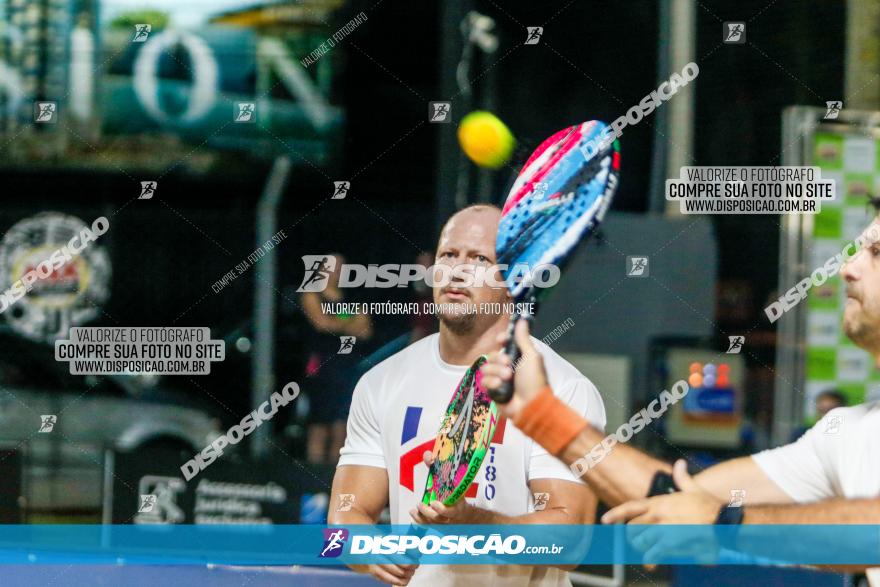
top-left (412, 478), bottom-right (594, 525)
top-left (333, 373), bottom-right (419, 586)
top-left (481, 320), bottom-right (670, 507)
top-left (558, 425), bottom-right (671, 507)
top-left (482, 322), bottom-right (795, 508)
top-left (743, 497), bottom-right (880, 524)
top-left (602, 464), bottom-right (880, 571)
top-left (694, 456), bottom-right (794, 504)
top-left (328, 464), bottom-right (388, 525)
top-left (330, 465), bottom-right (419, 586)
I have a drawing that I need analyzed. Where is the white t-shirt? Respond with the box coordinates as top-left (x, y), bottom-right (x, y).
top-left (752, 402), bottom-right (880, 502)
top-left (338, 333), bottom-right (606, 587)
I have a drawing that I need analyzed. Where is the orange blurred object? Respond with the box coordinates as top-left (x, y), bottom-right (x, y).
top-left (688, 373), bottom-right (703, 387)
top-left (689, 362), bottom-right (702, 374)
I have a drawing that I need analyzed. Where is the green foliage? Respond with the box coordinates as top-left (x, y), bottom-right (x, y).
top-left (108, 10), bottom-right (170, 30)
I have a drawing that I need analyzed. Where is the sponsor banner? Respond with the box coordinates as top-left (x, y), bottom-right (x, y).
top-left (111, 450), bottom-right (331, 525)
top-left (0, 525), bottom-right (878, 566)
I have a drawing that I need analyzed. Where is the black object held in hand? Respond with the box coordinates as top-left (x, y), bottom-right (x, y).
top-left (647, 471), bottom-right (678, 497)
top-left (491, 314), bottom-right (521, 404)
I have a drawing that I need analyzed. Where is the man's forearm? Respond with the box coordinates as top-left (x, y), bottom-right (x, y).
top-left (557, 425), bottom-right (672, 507)
top-left (743, 497), bottom-right (880, 524)
top-left (327, 508), bottom-right (378, 526)
top-left (736, 499), bottom-right (880, 572)
top-left (465, 505), bottom-right (580, 525)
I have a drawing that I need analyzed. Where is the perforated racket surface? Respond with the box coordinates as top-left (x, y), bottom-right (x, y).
top-left (492, 121), bottom-right (621, 402)
top-left (497, 120), bottom-right (620, 302)
top-left (422, 355), bottom-right (498, 506)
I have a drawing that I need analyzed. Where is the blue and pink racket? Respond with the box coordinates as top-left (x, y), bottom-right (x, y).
top-left (492, 121), bottom-right (621, 403)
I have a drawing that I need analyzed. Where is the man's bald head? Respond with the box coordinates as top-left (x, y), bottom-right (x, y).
top-left (438, 204), bottom-right (501, 248)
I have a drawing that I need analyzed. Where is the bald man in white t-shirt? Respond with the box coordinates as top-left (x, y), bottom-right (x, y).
top-left (328, 205), bottom-right (606, 586)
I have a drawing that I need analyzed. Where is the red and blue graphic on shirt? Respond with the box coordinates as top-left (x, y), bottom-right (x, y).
top-left (399, 406), bottom-right (506, 501)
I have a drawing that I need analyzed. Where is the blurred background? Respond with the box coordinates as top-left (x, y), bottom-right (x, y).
top-left (0, 0), bottom-right (877, 584)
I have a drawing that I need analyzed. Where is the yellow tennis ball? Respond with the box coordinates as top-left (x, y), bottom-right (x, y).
top-left (457, 111), bottom-right (515, 169)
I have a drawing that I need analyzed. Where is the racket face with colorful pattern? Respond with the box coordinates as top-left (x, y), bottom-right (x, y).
top-left (497, 120), bottom-right (621, 303)
top-left (490, 121), bottom-right (621, 404)
top-left (422, 355), bottom-right (498, 506)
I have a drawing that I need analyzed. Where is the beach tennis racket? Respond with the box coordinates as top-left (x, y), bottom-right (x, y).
top-left (491, 120), bottom-right (621, 403)
top-left (422, 355), bottom-right (499, 506)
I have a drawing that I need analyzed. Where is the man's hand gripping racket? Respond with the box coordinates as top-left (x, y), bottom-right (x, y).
top-left (491, 120), bottom-right (621, 404)
top-left (481, 320), bottom-right (549, 422)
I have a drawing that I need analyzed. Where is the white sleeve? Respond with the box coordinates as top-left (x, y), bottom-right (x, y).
top-left (527, 377), bottom-right (606, 483)
top-left (750, 410), bottom-right (842, 502)
top-left (337, 375), bottom-right (386, 469)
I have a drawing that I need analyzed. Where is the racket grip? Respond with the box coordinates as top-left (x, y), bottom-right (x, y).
top-left (491, 317), bottom-right (521, 404)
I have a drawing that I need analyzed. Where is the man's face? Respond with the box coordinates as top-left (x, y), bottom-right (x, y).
top-left (433, 208), bottom-right (509, 334)
top-left (840, 217), bottom-right (880, 354)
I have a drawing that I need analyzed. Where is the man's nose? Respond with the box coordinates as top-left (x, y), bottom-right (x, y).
top-left (841, 251), bottom-right (859, 281)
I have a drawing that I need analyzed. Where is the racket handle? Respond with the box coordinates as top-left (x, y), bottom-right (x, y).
top-left (491, 316), bottom-right (521, 404)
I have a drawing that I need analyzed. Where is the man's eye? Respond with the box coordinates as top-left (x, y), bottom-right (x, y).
top-left (476, 255), bottom-right (489, 263)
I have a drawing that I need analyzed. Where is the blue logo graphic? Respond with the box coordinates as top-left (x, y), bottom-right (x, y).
top-left (319, 528), bottom-right (348, 558)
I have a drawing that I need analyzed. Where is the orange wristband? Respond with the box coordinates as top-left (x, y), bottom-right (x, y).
top-left (512, 385), bottom-right (588, 456)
